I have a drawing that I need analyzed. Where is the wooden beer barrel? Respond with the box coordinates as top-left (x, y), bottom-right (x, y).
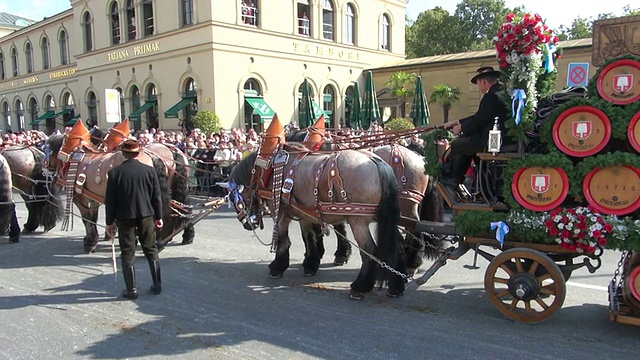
top-left (596, 59), bottom-right (640, 105)
top-left (623, 253), bottom-right (640, 313)
top-left (583, 166), bottom-right (640, 215)
top-left (512, 167), bottom-right (569, 211)
top-left (628, 111), bottom-right (640, 153)
top-left (552, 105), bottom-right (611, 157)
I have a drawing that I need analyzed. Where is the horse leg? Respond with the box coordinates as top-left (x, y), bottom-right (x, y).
top-left (312, 223), bottom-right (325, 260)
top-left (333, 222), bottom-right (352, 266)
top-left (181, 223), bottom-right (195, 245)
top-left (21, 197), bottom-right (39, 233)
top-left (347, 219), bottom-right (378, 299)
top-left (299, 220), bottom-right (320, 277)
top-left (268, 216), bottom-right (292, 279)
top-left (78, 203), bottom-right (100, 253)
top-left (9, 206), bottom-right (20, 243)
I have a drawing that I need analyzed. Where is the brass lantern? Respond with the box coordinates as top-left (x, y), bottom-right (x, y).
top-left (487, 117), bottom-right (502, 155)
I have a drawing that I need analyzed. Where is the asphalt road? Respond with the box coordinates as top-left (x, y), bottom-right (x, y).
top-left (0, 197), bottom-right (638, 360)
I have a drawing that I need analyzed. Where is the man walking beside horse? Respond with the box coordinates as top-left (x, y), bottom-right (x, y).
top-left (105, 139), bottom-right (164, 300)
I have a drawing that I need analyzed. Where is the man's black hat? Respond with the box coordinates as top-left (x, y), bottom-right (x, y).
top-left (471, 66), bottom-right (502, 84)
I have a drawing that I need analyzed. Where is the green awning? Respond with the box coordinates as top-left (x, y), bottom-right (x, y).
top-left (54, 109), bottom-right (73, 118)
top-left (29, 110), bottom-right (55, 125)
top-left (65, 114), bottom-right (81, 126)
top-left (164, 97), bottom-right (196, 118)
top-left (245, 97), bottom-right (275, 123)
top-left (129, 100), bottom-right (156, 119)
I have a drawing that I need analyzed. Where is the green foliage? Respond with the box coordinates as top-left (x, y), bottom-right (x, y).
top-left (429, 84), bottom-right (463, 122)
top-left (385, 71), bottom-right (417, 118)
top-left (192, 110), bottom-right (221, 135)
top-left (384, 118), bottom-right (415, 131)
top-left (423, 128), bottom-right (455, 178)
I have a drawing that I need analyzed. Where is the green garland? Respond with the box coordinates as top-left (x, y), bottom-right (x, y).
top-left (453, 209), bottom-right (640, 252)
top-left (422, 128), bottom-right (454, 178)
top-left (501, 152), bottom-right (575, 209)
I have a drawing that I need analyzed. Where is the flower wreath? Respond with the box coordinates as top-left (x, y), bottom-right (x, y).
top-left (545, 206), bottom-right (612, 253)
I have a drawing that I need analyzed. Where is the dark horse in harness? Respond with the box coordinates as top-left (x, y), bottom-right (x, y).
top-left (1, 145), bottom-right (63, 234)
top-left (287, 130), bottom-right (445, 274)
top-left (44, 134), bottom-right (194, 253)
top-left (223, 147), bottom-right (408, 299)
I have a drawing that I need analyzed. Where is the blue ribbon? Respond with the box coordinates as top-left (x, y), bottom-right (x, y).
top-left (228, 180), bottom-right (244, 205)
top-left (544, 44), bottom-right (556, 73)
top-left (511, 89), bottom-right (526, 125)
top-left (490, 221), bottom-right (510, 248)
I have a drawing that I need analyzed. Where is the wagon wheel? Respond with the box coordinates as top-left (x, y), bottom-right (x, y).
top-left (484, 248), bottom-right (566, 323)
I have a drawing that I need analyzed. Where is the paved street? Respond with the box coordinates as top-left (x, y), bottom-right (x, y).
top-left (0, 198), bottom-right (638, 359)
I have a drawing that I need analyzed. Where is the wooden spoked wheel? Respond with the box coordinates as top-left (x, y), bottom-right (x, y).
top-left (484, 248), bottom-right (566, 323)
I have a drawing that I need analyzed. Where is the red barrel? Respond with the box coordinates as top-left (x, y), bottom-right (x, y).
top-left (628, 111), bottom-right (640, 153)
top-left (512, 167), bottom-right (569, 211)
top-left (596, 58), bottom-right (640, 105)
top-left (583, 166), bottom-right (640, 215)
top-left (552, 105), bottom-right (611, 157)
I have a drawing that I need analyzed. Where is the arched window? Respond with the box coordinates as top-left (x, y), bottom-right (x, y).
top-left (323, 85), bottom-right (336, 126)
top-left (41, 37), bottom-right (50, 69)
top-left (130, 85), bottom-right (140, 115)
top-left (88, 92), bottom-right (97, 127)
top-left (0, 52), bottom-right (5, 80)
top-left (2, 102), bottom-right (10, 132)
top-left (244, 78), bottom-right (262, 95)
top-left (143, 0), bottom-right (154, 36)
top-left (381, 14), bottom-right (391, 51)
top-left (126, 0), bottom-right (136, 41)
top-left (345, 84), bottom-right (354, 126)
top-left (146, 83), bottom-right (158, 129)
top-left (10, 47), bottom-right (18, 77)
top-left (59, 30), bottom-right (69, 65)
top-left (182, 0), bottom-right (194, 26)
top-left (116, 87), bottom-right (125, 121)
top-left (25, 42), bottom-right (34, 73)
top-left (15, 99), bottom-right (24, 131)
top-left (297, 0), bottom-right (310, 36)
top-left (344, 3), bottom-right (355, 45)
top-left (29, 98), bottom-right (38, 129)
top-left (184, 78), bottom-right (198, 132)
top-left (83, 12), bottom-right (93, 52)
top-left (322, 0), bottom-right (334, 41)
top-left (110, 2), bottom-right (121, 45)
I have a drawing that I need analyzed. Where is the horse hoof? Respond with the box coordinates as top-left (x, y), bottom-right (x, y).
top-left (269, 272), bottom-right (283, 279)
top-left (21, 229), bottom-right (34, 234)
top-left (386, 290), bottom-right (404, 298)
top-left (349, 290), bottom-right (364, 300)
top-left (303, 271), bottom-right (316, 277)
top-left (181, 239), bottom-right (194, 245)
top-left (9, 238), bottom-right (19, 244)
top-left (333, 256), bottom-right (349, 266)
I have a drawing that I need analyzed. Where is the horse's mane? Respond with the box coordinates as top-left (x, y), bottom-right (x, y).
top-left (46, 134), bottom-right (66, 154)
top-left (230, 151), bottom-right (257, 185)
top-left (89, 127), bottom-right (106, 145)
top-left (286, 131), bottom-right (307, 142)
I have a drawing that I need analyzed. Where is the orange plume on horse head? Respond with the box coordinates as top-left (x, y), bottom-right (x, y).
top-left (303, 114), bottom-right (326, 149)
top-left (258, 113), bottom-right (285, 160)
top-left (103, 118), bottom-right (132, 151)
top-left (60, 118), bottom-right (92, 155)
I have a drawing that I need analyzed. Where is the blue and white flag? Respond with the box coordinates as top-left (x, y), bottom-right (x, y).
top-left (490, 221), bottom-right (510, 248)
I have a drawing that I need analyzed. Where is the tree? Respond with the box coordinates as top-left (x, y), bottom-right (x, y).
top-left (429, 84), bottom-right (463, 122)
top-left (454, 0), bottom-right (525, 51)
top-left (384, 71), bottom-right (416, 118)
top-left (192, 109), bottom-right (221, 135)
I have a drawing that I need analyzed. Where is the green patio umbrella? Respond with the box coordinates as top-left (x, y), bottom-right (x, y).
top-left (299, 78), bottom-right (315, 128)
top-left (348, 81), bottom-right (362, 129)
top-left (361, 70), bottom-right (380, 130)
top-left (410, 75), bottom-right (430, 127)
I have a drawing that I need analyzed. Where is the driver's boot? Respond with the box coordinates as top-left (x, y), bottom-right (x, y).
top-left (122, 265), bottom-right (138, 300)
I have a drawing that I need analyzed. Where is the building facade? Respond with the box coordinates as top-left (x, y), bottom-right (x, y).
top-left (0, 0), bottom-right (407, 134)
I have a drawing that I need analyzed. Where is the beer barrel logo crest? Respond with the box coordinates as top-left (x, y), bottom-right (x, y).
top-left (596, 59), bottom-right (640, 105)
top-left (512, 167), bottom-right (569, 211)
top-left (552, 105), bottom-right (611, 157)
top-left (583, 166), bottom-right (640, 215)
top-left (627, 111), bottom-right (640, 153)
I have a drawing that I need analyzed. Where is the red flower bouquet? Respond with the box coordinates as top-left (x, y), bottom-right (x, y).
top-left (544, 206), bottom-right (613, 253)
top-left (495, 13), bottom-right (559, 70)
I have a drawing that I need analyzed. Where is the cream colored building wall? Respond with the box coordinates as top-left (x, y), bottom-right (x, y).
top-left (1, 0), bottom-right (406, 132)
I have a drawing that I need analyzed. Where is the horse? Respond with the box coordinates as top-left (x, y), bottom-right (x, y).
top-left (222, 148), bottom-right (408, 299)
top-left (0, 145), bottom-right (64, 233)
top-left (0, 153), bottom-right (20, 243)
top-left (287, 130), bottom-right (445, 273)
top-left (44, 134), bottom-right (194, 253)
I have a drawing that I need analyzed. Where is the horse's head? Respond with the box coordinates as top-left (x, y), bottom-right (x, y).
top-left (217, 152), bottom-right (262, 231)
top-left (43, 134), bottom-right (66, 173)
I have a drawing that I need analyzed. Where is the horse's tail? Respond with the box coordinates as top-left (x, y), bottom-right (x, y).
top-left (0, 156), bottom-right (15, 232)
top-left (371, 156), bottom-right (406, 281)
top-left (152, 157), bottom-right (171, 220)
top-left (171, 150), bottom-right (195, 243)
top-left (31, 150), bottom-right (63, 230)
top-left (419, 176), bottom-right (446, 260)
